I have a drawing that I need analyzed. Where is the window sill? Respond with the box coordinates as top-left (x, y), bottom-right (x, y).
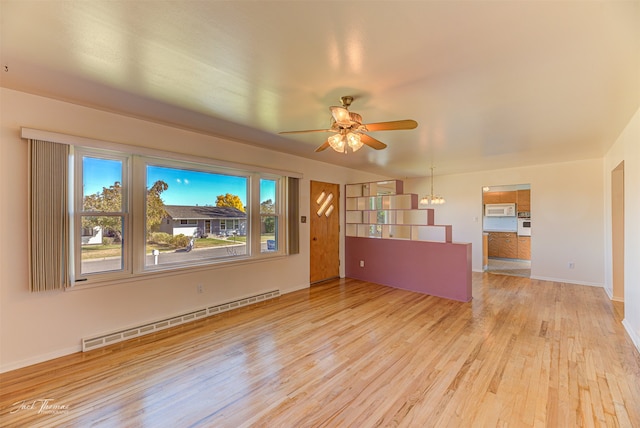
top-left (66, 253), bottom-right (288, 291)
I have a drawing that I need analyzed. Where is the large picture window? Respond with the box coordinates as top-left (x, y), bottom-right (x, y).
top-left (71, 147), bottom-right (288, 285)
top-left (144, 163), bottom-right (249, 269)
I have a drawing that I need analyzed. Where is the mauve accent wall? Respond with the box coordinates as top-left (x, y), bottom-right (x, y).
top-left (345, 237), bottom-right (472, 302)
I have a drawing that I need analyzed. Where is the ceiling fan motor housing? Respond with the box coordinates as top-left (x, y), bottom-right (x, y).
top-left (340, 96), bottom-right (354, 108)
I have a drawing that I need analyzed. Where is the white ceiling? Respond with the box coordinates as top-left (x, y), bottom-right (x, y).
top-left (1, 1), bottom-right (639, 177)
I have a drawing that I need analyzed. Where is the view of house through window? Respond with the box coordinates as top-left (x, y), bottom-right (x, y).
top-left (145, 164), bottom-right (249, 267)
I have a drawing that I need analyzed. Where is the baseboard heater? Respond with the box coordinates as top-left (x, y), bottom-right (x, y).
top-left (81, 289), bottom-right (280, 352)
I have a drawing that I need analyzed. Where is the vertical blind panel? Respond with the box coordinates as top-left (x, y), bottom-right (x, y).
top-left (29, 139), bottom-right (69, 292)
top-left (287, 177), bottom-right (300, 255)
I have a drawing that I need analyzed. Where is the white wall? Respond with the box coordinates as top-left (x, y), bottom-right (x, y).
top-left (404, 158), bottom-right (605, 286)
top-left (0, 88), bottom-right (386, 372)
top-left (604, 107), bottom-right (640, 351)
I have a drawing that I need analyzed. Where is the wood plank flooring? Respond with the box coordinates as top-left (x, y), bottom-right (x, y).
top-left (2, 273), bottom-right (639, 427)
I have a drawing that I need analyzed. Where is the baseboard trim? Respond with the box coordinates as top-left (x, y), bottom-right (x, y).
top-left (0, 346), bottom-right (81, 374)
top-left (82, 289), bottom-right (280, 352)
top-left (622, 319), bottom-right (640, 355)
top-left (604, 286), bottom-right (614, 300)
top-left (529, 275), bottom-right (603, 288)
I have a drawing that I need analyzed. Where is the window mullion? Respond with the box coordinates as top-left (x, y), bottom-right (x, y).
top-left (131, 156), bottom-right (146, 274)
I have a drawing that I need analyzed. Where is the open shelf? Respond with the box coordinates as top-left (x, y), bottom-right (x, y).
top-left (345, 180), bottom-right (452, 243)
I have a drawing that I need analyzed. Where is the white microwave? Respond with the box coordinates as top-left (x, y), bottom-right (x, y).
top-left (485, 203), bottom-right (516, 217)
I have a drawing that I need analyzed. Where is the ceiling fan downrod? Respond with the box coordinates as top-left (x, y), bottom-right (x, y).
top-left (340, 96), bottom-right (353, 108)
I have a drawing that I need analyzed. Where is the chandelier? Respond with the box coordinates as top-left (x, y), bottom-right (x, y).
top-left (420, 167), bottom-right (446, 205)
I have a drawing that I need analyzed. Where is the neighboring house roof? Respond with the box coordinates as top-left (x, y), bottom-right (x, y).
top-left (164, 205), bottom-right (246, 220)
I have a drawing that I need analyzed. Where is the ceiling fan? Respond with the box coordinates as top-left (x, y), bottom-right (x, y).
top-left (279, 96), bottom-right (418, 153)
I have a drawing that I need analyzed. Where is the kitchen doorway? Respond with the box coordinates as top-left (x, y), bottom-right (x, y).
top-left (482, 184), bottom-right (531, 278)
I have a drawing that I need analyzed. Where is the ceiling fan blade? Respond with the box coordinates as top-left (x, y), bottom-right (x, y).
top-left (360, 134), bottom-right (387, 150)
top-left (364, 119), bottom-right (418, 132)
top-left (315, 140), bottom-right (331, 152)
top-left (279, 129), bottom-right (333, 134)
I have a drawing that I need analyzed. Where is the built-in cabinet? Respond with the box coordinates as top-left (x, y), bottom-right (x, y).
top-left (487, 232), bottom-right (518, 258)
top-left (483, 191), bottom-right (517, 204)
top-left (517, 236), bottom-right (531, 260)
top-left (516, 189), bottom-right (531, 212)
top-left (488, 232), bottom-right (530, 260)
top-left (483, 189), bottom-right (530, 212)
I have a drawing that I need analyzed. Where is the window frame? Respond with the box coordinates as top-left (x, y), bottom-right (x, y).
top-left (72, 147), bottom-right (131, 283)
top-left (70, 147), bottom-right (288, 286)
top-left (141, 157), bottom-right (252, 272)
top-left (259, 177), bottom-right (281, 253)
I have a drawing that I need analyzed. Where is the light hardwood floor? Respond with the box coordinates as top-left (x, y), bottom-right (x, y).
top-left (2, 273), bottom-right (639, 427)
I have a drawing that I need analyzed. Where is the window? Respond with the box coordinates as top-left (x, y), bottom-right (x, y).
top-left (74, 151), bottom-right (129, 278)
top-left (221, 219), bottom-right (241, 231)
top-left (70, 147), bottom-right (287, 284)
top-left (260, 179), bottom-right (279, 252)
top-left (145, 163), bottom-right (249, 269)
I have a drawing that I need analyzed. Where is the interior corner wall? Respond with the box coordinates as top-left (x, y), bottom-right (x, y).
top-left (604, 107), bottom-right (640, 352)
top-left (403, 158), bottom-right (605, 287)
top-left (0, 88), bottom-right (387, 372)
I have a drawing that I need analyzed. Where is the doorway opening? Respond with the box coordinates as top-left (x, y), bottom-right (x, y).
top-left (612, 161), bottom-right (624, 302)
top-left (482, 184), bottom-right (531, 278)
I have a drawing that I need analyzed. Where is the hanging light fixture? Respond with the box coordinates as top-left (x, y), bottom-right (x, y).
top-left (327, 130), bottom-right (364, 153)
top-left (420, 167), bottom-right (446, 205)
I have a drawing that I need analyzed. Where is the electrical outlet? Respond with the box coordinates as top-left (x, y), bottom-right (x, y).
top-left (197, 284), bottom-right (204, 293)
top-left (568, 262), bottom-right (575, 269)
top-left (359, 260), bottom-right (365, 268)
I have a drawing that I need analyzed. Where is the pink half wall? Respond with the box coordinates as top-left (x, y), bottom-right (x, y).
top-left (345, 237), bottom-right (472, 302)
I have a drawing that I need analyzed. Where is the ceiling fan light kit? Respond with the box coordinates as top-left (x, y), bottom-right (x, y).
top-left (328, 129), bottom-right (364, 153)
top-left (279, 96), bottom-right (418, 154)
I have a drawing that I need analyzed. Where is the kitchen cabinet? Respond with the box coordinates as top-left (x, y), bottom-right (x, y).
top-left (518, 236), bottom-right (531, 260)
top-left (487, 233), bottom-right (499, 257)
top-left (517, 189), bottom-right (531, 212)
top-left (483, 234), bottom-right (489, 268)
top-left (483, 191), bottom-right (517, 204)
top-left (487, 232), bottom-right (517, 259)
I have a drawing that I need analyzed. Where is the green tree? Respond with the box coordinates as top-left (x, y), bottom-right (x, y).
top-left (260, 198), bottom-right (275, 233)
top-left (82, 180), bottom-right (169, 241)
top-left (83, 181), bottom-right (123, 242)
top-left (260, 198), bottom-right (275, 214)
top-left (216, 193), bottom-right (245, 212)
top-left (146, 180), bottom-right (169, 233)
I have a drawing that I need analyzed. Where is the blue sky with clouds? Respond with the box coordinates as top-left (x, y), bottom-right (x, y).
top-left (83, 157), bottom-right (275, 206)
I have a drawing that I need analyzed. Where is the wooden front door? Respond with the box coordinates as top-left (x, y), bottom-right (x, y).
top-left (310, 181), bottom-right (340, 284)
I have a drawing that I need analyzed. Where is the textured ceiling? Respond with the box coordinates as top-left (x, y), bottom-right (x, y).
top-left (1, 1), bottom-right (639, 177)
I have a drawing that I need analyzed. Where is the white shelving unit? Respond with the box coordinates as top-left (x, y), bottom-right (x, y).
top-left (345, 180), bottom-right (452, 243)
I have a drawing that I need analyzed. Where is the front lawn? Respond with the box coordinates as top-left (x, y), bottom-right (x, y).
top-left (82, 235), bottom-right (272, 260)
